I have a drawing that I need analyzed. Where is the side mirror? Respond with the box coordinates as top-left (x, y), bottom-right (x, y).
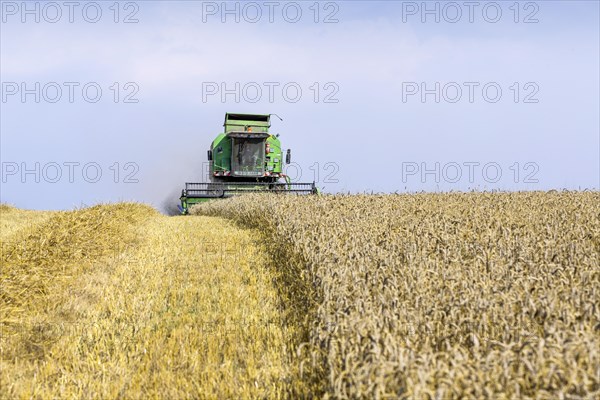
top-left (207, 150), bottom-right (213, 161)
top-left (286, 149), bottom-right (291, 164)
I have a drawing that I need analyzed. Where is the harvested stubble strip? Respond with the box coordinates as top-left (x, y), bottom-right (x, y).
top-left (1, 204), bottom-right (295, 398)
top-left (1, 203), bottom-right (157, 360)
top-left (0, 205), bottom-right (56, 241)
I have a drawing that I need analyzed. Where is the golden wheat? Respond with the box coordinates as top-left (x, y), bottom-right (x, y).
top-left (193, 191), bottom-right (600, 399)
top-left (2, 192), bottom-right (598, 399)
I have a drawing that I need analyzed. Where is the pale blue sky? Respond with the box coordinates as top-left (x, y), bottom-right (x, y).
top-left (1, 1), bottom-right (599, 210)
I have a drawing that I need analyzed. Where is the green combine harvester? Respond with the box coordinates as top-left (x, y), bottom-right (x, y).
top-left (179, 113), bottom-right (318, 213)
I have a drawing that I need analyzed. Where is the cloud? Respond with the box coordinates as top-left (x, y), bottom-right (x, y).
top-left (1, 2), bottom-right (598, 209)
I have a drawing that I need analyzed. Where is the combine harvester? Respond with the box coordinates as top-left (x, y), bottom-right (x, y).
top-left (179, 113), bottom-right (318, 213)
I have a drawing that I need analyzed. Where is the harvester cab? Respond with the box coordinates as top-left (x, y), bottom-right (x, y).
top-left (213, 113), bottom-right (281, 180)
top-left (179, 113), bottom-right (318, 214)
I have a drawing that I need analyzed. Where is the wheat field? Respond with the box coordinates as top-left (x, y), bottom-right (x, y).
top-left (1, 203), bottom-right (294, 398)
top-left (193, 191), bottom-right (600, 399)
top-left (1, 191), bottom-right (599, 399)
